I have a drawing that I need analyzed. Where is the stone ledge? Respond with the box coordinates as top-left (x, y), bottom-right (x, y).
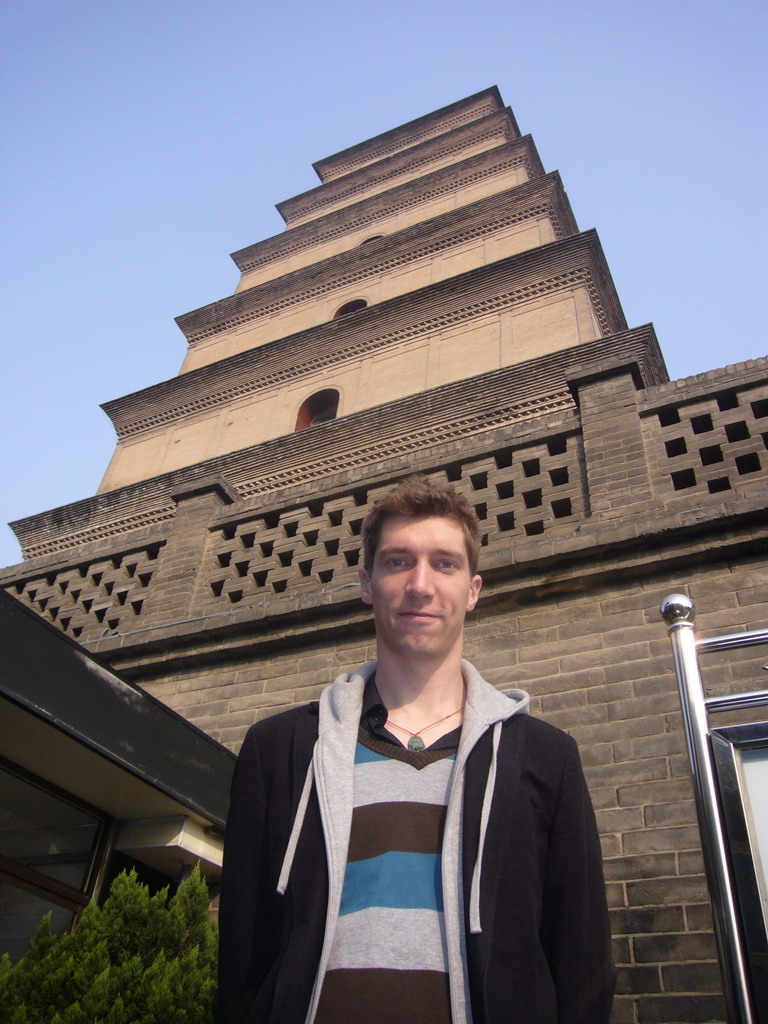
top-left (169, 477), bottom-right (239, 506)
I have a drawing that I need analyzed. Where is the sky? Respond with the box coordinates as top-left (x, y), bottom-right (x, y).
top-left (1, 0), bottom-right (766, 569)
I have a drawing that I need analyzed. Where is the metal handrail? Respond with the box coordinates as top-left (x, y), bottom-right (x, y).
top-left (706, 690), bottom-right (768, 715)
top-left (698, 628), bottom-right (768, 654)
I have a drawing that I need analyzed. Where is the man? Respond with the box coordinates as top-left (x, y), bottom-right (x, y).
top-left (218, 475), bottom-right (615, 1024)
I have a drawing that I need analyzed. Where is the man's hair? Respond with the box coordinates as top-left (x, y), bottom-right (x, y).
top-left (361, 475), bottom-right (482, 575)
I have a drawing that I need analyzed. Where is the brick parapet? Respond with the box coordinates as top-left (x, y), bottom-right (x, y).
top-left (640, 362), bottom-right (768, 508)
top-left (73, 492), bottom-right (768, 676)
top-left (641, 355), bottom-right (768, 404)
top-left (138, 478), bottom-right (239, 627)
top-left (569, 359), bottom-right (658, 518)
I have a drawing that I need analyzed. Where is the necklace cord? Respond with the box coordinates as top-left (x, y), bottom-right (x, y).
top-left (386, 705), bottom-right (463, 739)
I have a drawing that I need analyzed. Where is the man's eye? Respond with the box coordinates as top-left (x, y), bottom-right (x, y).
top-left (436, 560), bottom-right (458, 570)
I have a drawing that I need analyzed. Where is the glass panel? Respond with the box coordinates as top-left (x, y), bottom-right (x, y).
top-left (740, 746), bottom-right (768, 935)
top-left (0, 880), bottom-right (75, 961)
top-left (0, 767), bottom-right (101, 890)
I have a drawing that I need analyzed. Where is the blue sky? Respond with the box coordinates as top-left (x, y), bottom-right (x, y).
top-left (1, 0), bottom-right (766, 568)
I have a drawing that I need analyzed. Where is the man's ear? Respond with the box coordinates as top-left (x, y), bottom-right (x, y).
top-left (466, 574), bottom-right (482, 613)
top-left (358, 566), bottom-right (373, 605)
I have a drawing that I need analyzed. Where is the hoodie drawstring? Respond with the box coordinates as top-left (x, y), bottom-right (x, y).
top-left (277, 758), bottom-right (315, 895)
top-left (469, 719), bottom-right (501, 934)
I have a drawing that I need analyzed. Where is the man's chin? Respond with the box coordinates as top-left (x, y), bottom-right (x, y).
top-left (389, 635), bottom-right (443, 658)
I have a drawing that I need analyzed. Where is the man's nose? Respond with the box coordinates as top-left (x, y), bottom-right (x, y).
top-left (406, 560), bottom-right (435, 595)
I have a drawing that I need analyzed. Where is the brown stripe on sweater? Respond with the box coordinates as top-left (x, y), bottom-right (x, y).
top-left (347, 801), bottom-right (447, 861)
top-left (357, 727), bottom-right (457, 768)
top-left (315, 967), bottom-right (451, 1024)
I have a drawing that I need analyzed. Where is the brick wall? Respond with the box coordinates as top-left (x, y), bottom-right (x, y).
top-left (103, 549), bottom-right (764, 1024)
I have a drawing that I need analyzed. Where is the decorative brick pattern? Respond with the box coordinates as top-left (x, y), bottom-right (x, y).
top-left (13, 504), bottom-right (176, 562)
top-left (204, 433), bottom-right (582, 610)
top-left (182, 260), bottom-right (609, 348)
top-left (644, 385), bottom-right (768, 501)
top-left (233, 396), bottom-right (576, 501)
top-left (5, 426), bottom-right (583, 643)
top-left (207, 493), bottom-right (367, 604)
top-left (18, 325), bottom-right (661, 562)
top-left (8, 543), bottom-right (163, 640)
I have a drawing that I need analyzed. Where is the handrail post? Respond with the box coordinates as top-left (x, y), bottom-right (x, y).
top-left (660, 594), bottom-right (755, 1024)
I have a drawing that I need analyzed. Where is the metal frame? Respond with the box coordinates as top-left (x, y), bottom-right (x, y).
top-left (661, 594), bottom-right (768, 1024)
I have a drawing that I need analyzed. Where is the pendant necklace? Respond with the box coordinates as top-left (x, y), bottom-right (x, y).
top-left (387, 706), bottom-right (464, 751)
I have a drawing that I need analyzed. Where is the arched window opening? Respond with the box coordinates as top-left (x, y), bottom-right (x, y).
top-left (359, 235), bottom-right (384, 246)
top-left (333, 299), bottom-right (367, 318)
top-left (295, 389), bottom-right (340, 431)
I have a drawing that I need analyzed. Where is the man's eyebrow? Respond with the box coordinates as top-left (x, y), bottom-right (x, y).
top-left (376, 545), bottom-right (466, 560)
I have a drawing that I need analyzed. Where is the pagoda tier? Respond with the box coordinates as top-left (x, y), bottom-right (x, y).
top-left (230, 136), bottom-right (541, 290)
top-left (311, 88), bottom-right (514, 183)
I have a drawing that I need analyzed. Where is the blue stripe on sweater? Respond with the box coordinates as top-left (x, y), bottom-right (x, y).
top-left (354, 742), bottom-right (390, 764)
top-left (339, 851), bottom-right (443, 916)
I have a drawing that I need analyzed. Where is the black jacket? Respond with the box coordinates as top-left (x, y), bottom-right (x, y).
top-left (218, 681), bottom-right (614, 1023)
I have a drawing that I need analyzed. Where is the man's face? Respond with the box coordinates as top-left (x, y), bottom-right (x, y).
top-left (359, 515), bottom-right (482, 664)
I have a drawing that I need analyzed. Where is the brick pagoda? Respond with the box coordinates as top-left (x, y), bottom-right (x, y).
top-left (4, 88), bottom-right (767, 1022)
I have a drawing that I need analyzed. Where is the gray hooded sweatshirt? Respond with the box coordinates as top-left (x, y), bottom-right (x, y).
top-left (276, 659), bottom-right (530, 1024)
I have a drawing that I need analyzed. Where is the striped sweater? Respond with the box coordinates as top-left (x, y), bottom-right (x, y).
top-left (314, 728), bottom-right (457, 1024)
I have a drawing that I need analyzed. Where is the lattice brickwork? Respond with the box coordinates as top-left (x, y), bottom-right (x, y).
top-left (203, 432), bottom-right (583, 609)
top-left (8, 544), bottom-right (163, 640)
top-left (645, 387), bottom-right (768, 500)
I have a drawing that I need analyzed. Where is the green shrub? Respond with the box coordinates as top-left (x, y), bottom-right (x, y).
top-left (0, 864), bottom-right (217, 1023)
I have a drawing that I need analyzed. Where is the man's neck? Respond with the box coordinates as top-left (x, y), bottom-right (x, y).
top-left (374, 650), bottom-right (466, 720)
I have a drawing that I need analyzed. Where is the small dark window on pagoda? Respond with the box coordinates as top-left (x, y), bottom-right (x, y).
top-left (334, 299), bottom-right (368, 318)
top-left (295, 389), bottom-right (340, 430)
